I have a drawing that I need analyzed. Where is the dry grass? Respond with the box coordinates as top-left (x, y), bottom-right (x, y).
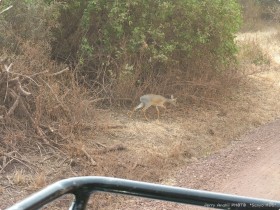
top-left (237, 39), bottom-right (271, 66)
top-left (3, 61), bottom-right (280, 209)
top-left (12, 169), bottom-right (28, 186)
top-left (31, 173), bottom-right (47, 189)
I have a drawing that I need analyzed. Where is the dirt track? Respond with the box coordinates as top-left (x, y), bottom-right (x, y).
top-left (122, 118), bottom-right (280, 209)
top-left (214, 119), bottom-right (280, 201)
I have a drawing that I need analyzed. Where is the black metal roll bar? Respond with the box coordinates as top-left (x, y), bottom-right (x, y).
top-left (6, 176), bottom-right (280, 210)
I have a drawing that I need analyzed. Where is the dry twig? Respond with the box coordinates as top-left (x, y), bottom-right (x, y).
top-left (0, 151), bottom-right (35, 172)
top-left (0, 5), bottom-right (13, 15)
top-left (6, 93), bottom-right (20, 117)
top-left (49, 67), bottom-right (69, 76)
top-left (81, 146), bottom-right (97, 166)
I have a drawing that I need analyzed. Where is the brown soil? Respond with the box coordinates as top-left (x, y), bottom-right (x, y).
top-left (2, 29), bottom-right (280, 209)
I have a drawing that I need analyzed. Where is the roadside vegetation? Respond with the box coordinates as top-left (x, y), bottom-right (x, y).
top-left (1, 0), bottom-right (280, 209)
top-left (0, 0), bottom-right (241, 171)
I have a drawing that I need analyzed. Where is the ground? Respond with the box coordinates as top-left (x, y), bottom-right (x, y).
top-left (2, 29), bottom-right (280, 209)
top-left (121, 118), bottom-right (280, 210)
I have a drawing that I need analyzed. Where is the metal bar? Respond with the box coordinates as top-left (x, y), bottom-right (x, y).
top-left (6, 176), bottom-right (280, 210)
top-left (68, 193), bottom-right (90, 210)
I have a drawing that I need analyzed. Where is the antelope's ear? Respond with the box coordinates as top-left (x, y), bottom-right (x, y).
top-left (171, 95), bottom-right (174, 99)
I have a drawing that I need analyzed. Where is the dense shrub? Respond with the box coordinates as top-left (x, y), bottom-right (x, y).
top-left (0, 0), bottom-right (242, 101)
top-left (51, 0), bottom-right (241, 97)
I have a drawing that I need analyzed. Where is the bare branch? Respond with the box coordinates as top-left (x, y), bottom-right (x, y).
top-left (50, 67), bottom-right (69, 76)
top-left (6, 93), bottom-right (20, 118)
top-left (17, 80), bottom-right (31, 96)
top-left (8, 77), bottom-right (31, 96)
top-left (81, 146), bottom-right (97, 166)
top-left (6, 71), bottom-right (40, 87)
top-left (0, 5), bottom-right (13, 15)
top-left (4, 63), bottom-right (13, 72)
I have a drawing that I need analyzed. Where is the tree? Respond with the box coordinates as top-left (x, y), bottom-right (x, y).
top-left (52, 1), bottom-right (241, 78)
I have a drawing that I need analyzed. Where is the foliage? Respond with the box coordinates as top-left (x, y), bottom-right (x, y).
top-left (51, 0), bottom-right (242, 95)
top-left (0, 0), bottom-right (242, 100)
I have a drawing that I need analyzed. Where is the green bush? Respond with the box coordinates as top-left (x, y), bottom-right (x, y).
top-left (52, 0), bottom-right (241, 88)
top-left (1, 1), bottom-right (242, 98)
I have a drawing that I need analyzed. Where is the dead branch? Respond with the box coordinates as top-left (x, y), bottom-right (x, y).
top-left (29, 70), bottom-right (49, 77)
top-left (0, 151), bottom-right (33, 172)
top-left (8, 77), bottom-right (31, 96)
top-left (6, 93), bottom-right (20, 117)
top-left (88, 97), bottom-right (110, 104)
top-left (2, 63), bottom-right (31, 97)
top-left (93, 142), bottom-right (107, 148)
top-left (0, 5), bottom-right (13, 15)
top-left (4, 63), bottom-right (13, 72)
top-left (98, 144), bottom-right (126, 154)
top-left (0, 157), bottom-right (13, 174)
top-left (10, 72), bottom-right (40, 87)
top-left (81, 146), bottom-right (97, 166)
top-left (0, 63), bottom-right (50, 144)
top-left (49, 67), bottom-right (69, 76)
top-left (7, 90), bottom-right (30, 118)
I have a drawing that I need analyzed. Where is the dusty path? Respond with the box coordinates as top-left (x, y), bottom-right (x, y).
top-left (122, 118), bottom-right (280, 209)
top-left (215, 120), bottom-right (280, 201)
top-left (178, 118), bottom-right (280, 201)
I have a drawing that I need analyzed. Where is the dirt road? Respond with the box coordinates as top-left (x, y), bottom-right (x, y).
top-left (214, 120), bottom-right (280, 201)
top-left (122, 118), bottom-right (280, 209)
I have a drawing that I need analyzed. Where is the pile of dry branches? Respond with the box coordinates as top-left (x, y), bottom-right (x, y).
top-left (0, 63), bottom-right (48, 139)
top-left (0, 63), bottom-right (31, 118)
top-left (0, 60), bottom-right (56, 146)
